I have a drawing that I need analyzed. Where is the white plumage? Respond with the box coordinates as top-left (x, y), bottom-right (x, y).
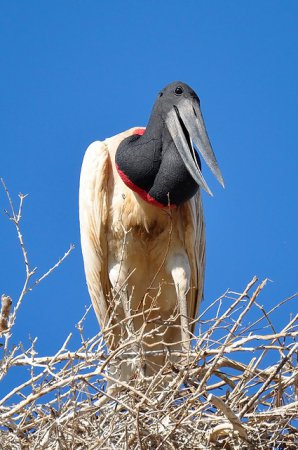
top-left (79, 127), bottom-right (206, 378)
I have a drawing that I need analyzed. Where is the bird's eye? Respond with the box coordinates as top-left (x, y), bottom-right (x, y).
top-left (175, 86), bottom-right (183, 95)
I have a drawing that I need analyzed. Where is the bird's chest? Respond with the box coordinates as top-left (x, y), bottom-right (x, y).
top-left (107, 174), bottom-right (173, 262)
top-left (106, 130), bottom-right (184, 268)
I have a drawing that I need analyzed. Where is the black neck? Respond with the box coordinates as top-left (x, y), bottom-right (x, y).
top-left (115, 111), bottom-right (200, 207)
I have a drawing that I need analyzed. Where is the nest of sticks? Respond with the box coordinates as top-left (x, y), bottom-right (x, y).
top-left (0, 181), bottom-right (298, 449)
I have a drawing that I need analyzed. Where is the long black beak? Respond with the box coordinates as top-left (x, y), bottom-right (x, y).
top-left (166, 98), bottom-right (224, 195)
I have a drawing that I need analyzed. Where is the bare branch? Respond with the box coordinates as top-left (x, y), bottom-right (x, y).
top-left (0, 183), bottom-right (297, 449)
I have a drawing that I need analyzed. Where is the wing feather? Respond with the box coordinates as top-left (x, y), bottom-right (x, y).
top-left (79, 140), bottom-right (111, 329)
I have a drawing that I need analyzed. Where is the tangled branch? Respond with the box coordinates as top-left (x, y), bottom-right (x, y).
top-left (0, 182), bottom-right (297, 449)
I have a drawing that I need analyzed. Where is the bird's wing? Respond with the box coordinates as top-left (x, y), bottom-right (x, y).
top-left (79, 140), bottom-right (111, 329)
top-left (182, 191), bottom-right (206, 332)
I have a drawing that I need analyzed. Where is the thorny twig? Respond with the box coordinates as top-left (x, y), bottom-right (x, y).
top-left (0, 180), bottom-right (74, 368)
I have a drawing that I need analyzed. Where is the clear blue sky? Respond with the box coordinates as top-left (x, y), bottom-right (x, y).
top-left (0, 1), bottom-right (297, 376)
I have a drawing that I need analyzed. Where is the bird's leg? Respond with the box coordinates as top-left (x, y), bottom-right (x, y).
top-left (109, 261), bottom-right (136, 335)
top-left (109, 260), bottom-right (145, 381)
top-left (167, 252), bottom-right (191, 354)
top-left (110, 225), bottom-right (137, 336)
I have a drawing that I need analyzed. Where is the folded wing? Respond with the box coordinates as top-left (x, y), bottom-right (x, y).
top-left (79, 141), bottom-right (111, 330)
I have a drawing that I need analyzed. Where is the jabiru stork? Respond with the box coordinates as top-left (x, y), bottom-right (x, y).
top-left (79, 81), bottom-right (224, 381)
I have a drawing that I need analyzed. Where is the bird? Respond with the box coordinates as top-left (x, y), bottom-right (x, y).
top-left (79, 81), bottom-right (224, 382)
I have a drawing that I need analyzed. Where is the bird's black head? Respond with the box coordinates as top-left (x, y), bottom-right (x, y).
top-left (151, 81), bottom-right (224, 195)
top-left (157, 81), bottom-right (200, 114)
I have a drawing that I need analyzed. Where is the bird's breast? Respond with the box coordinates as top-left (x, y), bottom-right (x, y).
top-left (106, 128), bottom-right (171, 235)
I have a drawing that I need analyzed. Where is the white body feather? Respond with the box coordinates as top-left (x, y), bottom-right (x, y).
top-left (79, 127), bottom-right (205, 376)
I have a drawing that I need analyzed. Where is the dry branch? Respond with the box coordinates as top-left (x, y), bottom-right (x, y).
top-left (0, 182), bottom-right (297, 449)
top-left (0, 276), bottom-right (297, 450)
